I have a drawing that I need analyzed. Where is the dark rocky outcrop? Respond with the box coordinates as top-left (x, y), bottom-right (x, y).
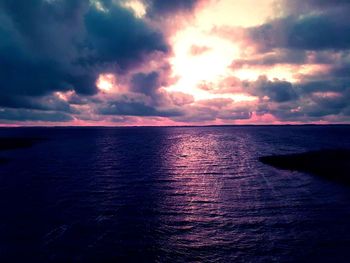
top-left (260, 149), bottom-right (350, 185)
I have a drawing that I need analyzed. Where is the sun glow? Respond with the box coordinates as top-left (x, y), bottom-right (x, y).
top-left (55, 90), bottom-right (75, 101)
top-left (197, 0), bottom-right (277, 29)
top-left (168, 28), bottom-right (242, 101)
top-left (91, 0), bottom-right (108, 12)
top-left (97, 74), bottom-right (117, 93)
top-left (122, 0), bottom-right (146, 18)
top-left (165, 0), bottom-right (278, 103)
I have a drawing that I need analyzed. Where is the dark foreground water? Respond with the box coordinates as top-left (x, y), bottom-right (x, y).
top-left (1, 126), bottom-right (350, 262)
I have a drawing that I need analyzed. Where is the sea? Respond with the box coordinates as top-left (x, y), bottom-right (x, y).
top-left (0, 125), bottom-right (350, 262)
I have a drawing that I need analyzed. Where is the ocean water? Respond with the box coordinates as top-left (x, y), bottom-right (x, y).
top-left (0, 125), bottom-right (350, 262)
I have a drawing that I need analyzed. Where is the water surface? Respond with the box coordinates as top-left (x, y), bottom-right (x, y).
top-left (1, 126), bottom-right (350, 262)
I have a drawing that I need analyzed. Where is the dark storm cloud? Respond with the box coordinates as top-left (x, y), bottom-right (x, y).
top-left (0, 0), bottom-right (169, 122)
top-left (0, 108), bottom-right (74, 122)
top-left (297, 79), bottom-right (350, 94)
top-left (231, 49), bottom-right (307, 68)
top-left (249, 4), bottom-right (350, 51)
top-left (291, 79), bottom-right (350, 119)
top-left (146, 0), bottom-right (200, 16)
top-left (330, 61), bottom-right (350, 78)
top-left (281, 0), bottom-right (350, 14)
top-left (0, 94), bottom-right (76, 113)
top-left (265, 95), bottom-right (350, 121)
top-left (0, 0), bottom-right (86, 56)
top-left (172, 102), bottom-right (252, 123)
top-left (0, 0), bottom-right (91, 94)
top-left (83, 3), bottom-right (168, 68)
top-left (252, 77), bottom-right (350, 121)
top-left (98, 100), bottom-right (182, 117)
top-left (243, 76), bottom-right (298, 103)
top-left (130, 72), bottom-right (160, 96)
top-left (129, 70), bottom-right (177, 107)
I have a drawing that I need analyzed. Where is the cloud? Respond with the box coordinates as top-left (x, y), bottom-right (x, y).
top-left (0, 0), bottom-right (168, 109)
top-left (168, 92), bottom-right (194, 106)
top-left (172, 98), bottom-right (253, 122)
top-left (1, 0), bottom-right (350, 125)
top-left (98, 100), bottom-right (183, 117)
top-left (146, 0), bottom-right (202, 16)
top-left (244, 76), bottom-right (298, 103)
top-left (0, 94), bottom-right (76, 113)
top-left (281, 0), bottom-right (350, 15)
top-left (208, 0), bottom-right (350, 123)
top-left (83, 2), bottom-right (168, 68)
top-left (0, 108), bottom-right (73, 122)
top-left (253, 81), bottom-right (350, 122)
top-left (189, 45), bottom-right (211, 56)
top-left (231, 49), bottom-right (307, 68)
top-left (130, 71), bottom-right (160, 96)
top-left (249, 7), bottom-right (350, 51)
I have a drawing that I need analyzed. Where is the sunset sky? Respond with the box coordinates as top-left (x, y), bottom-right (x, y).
top-left (1, 0), bottom-right (350, 126)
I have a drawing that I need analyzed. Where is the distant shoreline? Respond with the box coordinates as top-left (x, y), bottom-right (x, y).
top-left (0, 124), bottom-right (350, 129)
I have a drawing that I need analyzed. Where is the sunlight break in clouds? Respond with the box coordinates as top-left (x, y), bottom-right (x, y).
top-left (122, 0), bottom-right (147, 18)
top-left (97, 74), bottom-right (118, 93)
top-left (197, 0), bottom-right (277, 29)
top-left (168, 28), bottom-right (241, 101)
top-left (1, 0), bottom-right (350, 125)
top-left (166, 0), bottom-right (277, 103)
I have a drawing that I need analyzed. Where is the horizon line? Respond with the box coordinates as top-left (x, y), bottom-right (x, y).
top-left (1, 123), bottom-right (350, 128)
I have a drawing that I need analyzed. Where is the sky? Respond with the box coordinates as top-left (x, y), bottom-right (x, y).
top-left (1, 0), bottom-right (350, 126)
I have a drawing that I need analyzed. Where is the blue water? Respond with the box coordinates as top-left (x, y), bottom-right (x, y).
top-left (0, 126), bottom-right (350, 262)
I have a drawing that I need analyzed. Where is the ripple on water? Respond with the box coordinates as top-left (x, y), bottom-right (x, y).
top-left (0, 126), bottom-right (350, 262)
